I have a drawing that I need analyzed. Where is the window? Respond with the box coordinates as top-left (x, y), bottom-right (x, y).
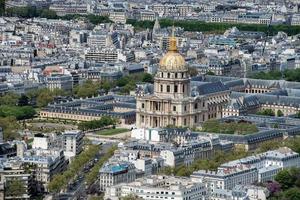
top-left (173, 106), bottom-right (176, 111)
top-left (160, 85), bottom-right (163, 92)
top-left (183, 85), bottom-right (185, 93)
top-left (172, 118), bottom-right (176, 125)
top-left (184, 105), bottom-right (187, 111)
top-left (194, 103), bottom-right (198, 109)
top-left (184, 118), bottom-right (187, 125)
top-left (194, 116), bottom-right (197, 123)
top-left (167, 73), bottom-right (170, 78)
top-left (167, 85), bottom-right (170, 92)
top-left (175, 73), bottom-right (177, 78)
top-left (142, 103), bottom-right (144, 109)
top-left (174, 85), bottom-right (178, 93)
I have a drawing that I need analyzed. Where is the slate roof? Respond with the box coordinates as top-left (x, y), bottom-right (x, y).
top-left (192, 81), bottom-right (229, 96)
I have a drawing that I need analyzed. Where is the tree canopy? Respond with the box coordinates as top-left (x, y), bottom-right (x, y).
top-left (78, 116), bottom-right (116, 131)
top-left (202, 120), bottom-right (258, 135)
top-left (268, 168), bottom-right (300, 200)
top-left (256, 109), bottom-right (275, 116)
top-left (250, 69), bottom-right (300, 82)
top-left (5, 179), bottom-right (26, 197)
top-left (48, 144), bottom-right (100, 193)
top-left (4, 6), bottom-right (111, 25)
top-left (127, 19), bottom-right (300, 36)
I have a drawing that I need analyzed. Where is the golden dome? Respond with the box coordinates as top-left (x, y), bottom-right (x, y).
top-left (159, 33), bottom-right (187, 72)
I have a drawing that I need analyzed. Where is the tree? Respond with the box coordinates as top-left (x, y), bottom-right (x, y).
top-left (142, 73), bottom-right (154, 83)
top-left (5, 179), bottom-right (26, 197)
top-left (122, 194), bottom-right (141, 200)
top-left (188, 66), bottom-right (199, 77)
top-left (202, 120), bottom-right (220, 133)
top-left (275, 169), bottom-right (296, 190)
top-left (206, 71), bottom-right (215, 75)
top-left (277, 110), bottom-right (284, 117)
top-left (266, 181), bottom-right (281, 195)
top-left (74, 80), bottom-right (99, 98)
top-left (257, 109), bottom-right (275, 116)
top-left (78, 116), bottom-right (116, 131)
top-left (18, 95), bottom-right (29, 106)
top-left (0, 117), bottom-right (20, 140)
top-left (40, 9), bottom-right (57, 19)
top-left (0, 93), bottom-right (19, 106)
top-left (257, 140), bottom-right (282, 153)
top-left (49, 145), bottom-right (100, 193)
top-left (283, 188), bottom-right (300, 200)
top-left (0, 0), bottom-right (5, 15)
top-left (36, 89), bottom-right (54, 107)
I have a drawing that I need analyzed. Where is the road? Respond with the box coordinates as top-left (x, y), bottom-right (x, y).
top-left (56, 142), bottom-right (115, 200)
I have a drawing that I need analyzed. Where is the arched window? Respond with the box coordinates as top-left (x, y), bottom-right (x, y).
top-left (194, 103), bottom-right (198, 109)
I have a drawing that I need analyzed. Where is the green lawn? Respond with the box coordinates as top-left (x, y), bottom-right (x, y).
top-left (96, 128), bottom-right (129, 136)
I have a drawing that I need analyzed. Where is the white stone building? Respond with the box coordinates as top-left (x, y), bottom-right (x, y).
top-left (99, 161), bottom-right (136, 192)
top-left (105, 175), bottom-right (207, 200)
top-left (62, 130), bottom-right (84, 161)
top-left (191, 165), bottom-right (258, 191)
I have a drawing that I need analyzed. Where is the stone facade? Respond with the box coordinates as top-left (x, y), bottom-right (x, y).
top-left (136, 34), bottom-right (207, 128)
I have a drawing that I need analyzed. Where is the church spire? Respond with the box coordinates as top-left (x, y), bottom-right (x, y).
top-left (153, 17), bottom-right (160, 34)
top-left (169, 25), bottom-right (177, 52)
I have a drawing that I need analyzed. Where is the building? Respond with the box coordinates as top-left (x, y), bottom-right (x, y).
top-left (0, 159), bottom-right (32, 199)
top-left (105, 175), bottom-right (207, 200)
top-left (136, 32), bottom-right (230, 128)
top-left (40, 95), bottom-right (136, 125)
top-left (45, 74), bottom-right (73, 91)
top-left (99, 161), bottom-right (136, 192)
top-left (109, 10), bottom-right (127, 24)
top-left (22, 149), bottom-right (68, 192)
top-left (62, 130), bottom-right (84, 161)
top-left (0, 143), bottom-right (16, 159)
top-left (191, 165), bottom-right (258, 192)
top-left (32, 134), bottom-right (51, 150)
top-left (49, 3), bottom-right (88, 16)
top-left (220, 147), bottom-right (300, 183)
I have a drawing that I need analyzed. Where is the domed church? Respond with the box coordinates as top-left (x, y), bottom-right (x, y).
top-left (136, 32), bottom-right (230, 128)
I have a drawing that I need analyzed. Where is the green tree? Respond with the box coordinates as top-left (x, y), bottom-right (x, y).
top-left (0, 117), bottom-right (20, 140)
top-left (256, 140), bottom-right (282, 153)
top-left (283, 188), bottom-right (300, 200)
top-left (275, 169), bottom-right (297, 190)
top-left (188, 67), bottom-right (199, 77)
top-left (277, 110), bottom-right (284, 117)
top-left (206, 71), bottom-right (215, 75)
top-left (202, 120), bottom-right (220, 133)
top-left (40, 9), bottom-right (57, 19)
top-left (5, 179), bottom-right (26, 197)
top-left (0, 0), bottom-right (5, 15)
top-left (142, 73), bottom-right (154, 83)
top-left (74, 80), bottom-right (99, 98)
top-left (36, 90), bottom-right (54, 107)
top-left (257, 109), bottom-right (275, 116)
top-left (18, 94), bottom-right (29, 106)
top-left (48, 145), bottom-right (100, 193)
top-left (0, 92), bottom-right (19, 106)
top-left (85, 146), bottom-right (117, 186)
top-left (122, 194), bottom-right (141, 200)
